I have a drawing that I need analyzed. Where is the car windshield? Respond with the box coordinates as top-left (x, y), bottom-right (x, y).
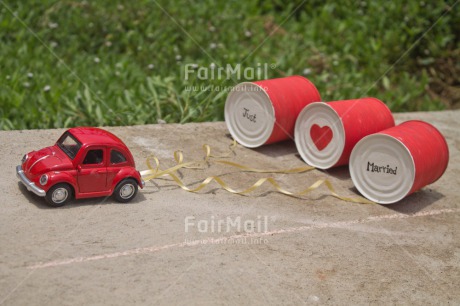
top-left (57, 132), bottom-right (82, 160)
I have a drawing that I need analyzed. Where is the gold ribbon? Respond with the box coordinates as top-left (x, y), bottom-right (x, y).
top-left (139, 141), bottom-right (373, 204)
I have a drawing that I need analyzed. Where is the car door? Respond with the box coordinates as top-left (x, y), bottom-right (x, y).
top-left (77, 146), bottom-right (108, 194)
top-left (106, 148), bottom-right (130, 188)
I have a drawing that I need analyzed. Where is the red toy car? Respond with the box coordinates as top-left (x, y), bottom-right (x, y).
top-left (16, 127), bottom-right (144, 207)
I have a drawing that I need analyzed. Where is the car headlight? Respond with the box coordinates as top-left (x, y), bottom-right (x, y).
top-left (39, 174), bottom-right (49, 186)
top-left (21, 154), bottom-right (28, 163)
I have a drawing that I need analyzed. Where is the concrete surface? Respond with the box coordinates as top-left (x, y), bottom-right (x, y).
top-left (0, 110), bottom-right (459, 305)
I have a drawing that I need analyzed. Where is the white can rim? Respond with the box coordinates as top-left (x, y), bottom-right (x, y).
top-left (349, 133), bottom-right (416, 204)
top-left (224, 82), bottom-right (275, 148)
top-left (294, 102), bottom-right (345, 169)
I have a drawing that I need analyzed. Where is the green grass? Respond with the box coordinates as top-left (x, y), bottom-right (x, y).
top-left (0, 0), bottom-right (458, 130)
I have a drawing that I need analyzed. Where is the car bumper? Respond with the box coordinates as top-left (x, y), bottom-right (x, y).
top-left (16, 165), bottom-right (46, 197)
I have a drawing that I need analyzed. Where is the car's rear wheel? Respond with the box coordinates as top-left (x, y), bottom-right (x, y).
top-left (114, 179), bottom-right (138, 203)
top-left (46, 183), bottom-right (72, 207)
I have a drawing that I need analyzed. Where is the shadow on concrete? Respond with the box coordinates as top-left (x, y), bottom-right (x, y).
top-left (318, 166), bottom-right (351, 181)
top-left (225, 132), bottom-right (298, 159)
top-left (375, 188), bottom-right (445, 214)
top-left (292, 147), bottom-right (352, 182)
top-left (18, 182), bottom-right (147, 209)
top-left (17, 182), bottom-right (49, 209)
top-left (252, 140), bottom-right (297, 158)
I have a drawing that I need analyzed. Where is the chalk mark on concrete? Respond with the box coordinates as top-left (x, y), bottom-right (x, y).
top-left (28, 208), bottom-right (459, 270)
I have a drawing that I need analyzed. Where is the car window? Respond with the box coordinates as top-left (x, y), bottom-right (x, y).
top-left (111, 150), bottom-right (127, 164)
top-left (83, 149), bottom-right (104, 165)
top-left (57, 132), bottom-right (82, 160)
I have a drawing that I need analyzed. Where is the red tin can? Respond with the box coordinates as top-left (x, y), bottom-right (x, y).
top-left (295, 98), bottom-right (395, 169)
top-left (349, 120), bottom-right (449, 204)
top-left (225, 76), bottom-right (321, 148)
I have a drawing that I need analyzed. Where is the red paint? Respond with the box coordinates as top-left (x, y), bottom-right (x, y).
top-left (254, 76), bottom-right (321, 144)
top-left (21, 127), bottom-right (143, 200)
top-left (329, 98), bottom-right (395, 166)
top-left (310, 124), bottom-right (333, 151)
top-left (378, 121), bottom-right (449, 195)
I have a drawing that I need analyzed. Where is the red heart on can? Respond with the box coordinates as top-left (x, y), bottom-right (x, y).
top-left (310, 124), bottom-right (333, 151)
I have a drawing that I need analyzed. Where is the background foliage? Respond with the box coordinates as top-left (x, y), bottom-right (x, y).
top-left (0, 0), bottom-right (459, 130)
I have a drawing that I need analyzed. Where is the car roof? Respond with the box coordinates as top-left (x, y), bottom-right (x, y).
top-left (67, 127), bottom-right (128, 148)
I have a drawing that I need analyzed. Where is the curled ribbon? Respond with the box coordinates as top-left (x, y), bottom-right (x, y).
top-left (139, 141), bottom-right (373, 204)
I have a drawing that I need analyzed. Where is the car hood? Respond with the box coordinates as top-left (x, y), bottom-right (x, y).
top-left (23, 145), bottom-right (74, 177)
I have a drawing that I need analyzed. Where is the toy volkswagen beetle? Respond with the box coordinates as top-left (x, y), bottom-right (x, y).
top-left (16, 127), bottom-right (145, 207)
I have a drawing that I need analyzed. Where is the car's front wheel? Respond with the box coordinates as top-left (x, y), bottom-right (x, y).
top-left (114, 179), bottom-right (138, 203)
top-left (46, 183), bottom-right (72, 207)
